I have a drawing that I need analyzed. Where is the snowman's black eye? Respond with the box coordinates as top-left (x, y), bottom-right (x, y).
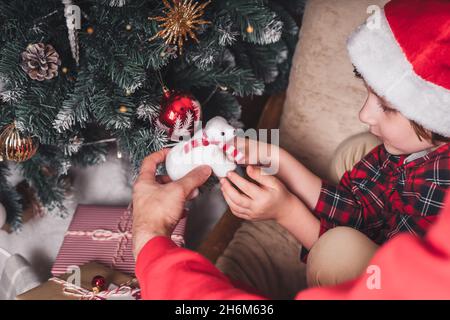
top-left (221, 132), bottom-right (225, 136)
top-left (178, 136), bottom-right (183, 141)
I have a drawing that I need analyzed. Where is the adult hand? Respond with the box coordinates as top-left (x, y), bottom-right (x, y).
top-left (132, 148), bottom-right (212, 258)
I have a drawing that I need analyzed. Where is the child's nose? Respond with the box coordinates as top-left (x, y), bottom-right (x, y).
top-left (359, 101), bottom-right (377, 126)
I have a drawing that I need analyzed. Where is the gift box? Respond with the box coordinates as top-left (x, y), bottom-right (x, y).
top-left (51, 205), bottom-right (187, 277)
top-left (17, 262), bottom-right (140, 300)
top-left (51, 205), bottom-right (135, 276)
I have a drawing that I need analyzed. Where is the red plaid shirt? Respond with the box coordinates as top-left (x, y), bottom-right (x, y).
top-left (301, 143), bottom-right (450, 262)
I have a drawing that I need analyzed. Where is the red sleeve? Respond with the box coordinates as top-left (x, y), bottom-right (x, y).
top-left (135, 236), bottom-right (267, 300)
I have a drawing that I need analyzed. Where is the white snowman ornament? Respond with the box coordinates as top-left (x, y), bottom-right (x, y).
top-left (166, 116), bottom-right (244, 180)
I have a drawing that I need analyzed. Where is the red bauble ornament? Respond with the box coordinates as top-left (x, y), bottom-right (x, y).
top-left (91, 275), bottom-right (106, 292)
top-left (156, 87), bottom-right (202, 140)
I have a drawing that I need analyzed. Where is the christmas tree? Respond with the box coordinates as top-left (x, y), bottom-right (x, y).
top-left (0, 0), bottom-right (304, 230)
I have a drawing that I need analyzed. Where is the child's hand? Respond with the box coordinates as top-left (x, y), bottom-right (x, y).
top-left (231, 136), bottom-right (279, 167)
top-left (219, 165), bottom-right (294, 222)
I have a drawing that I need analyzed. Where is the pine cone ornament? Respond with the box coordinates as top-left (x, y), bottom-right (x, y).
top-left (20, 43), bottom-right (61, 81)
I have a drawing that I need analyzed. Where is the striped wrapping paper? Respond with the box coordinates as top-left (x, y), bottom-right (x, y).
top-left (51, 205), bottom-right (187, 277)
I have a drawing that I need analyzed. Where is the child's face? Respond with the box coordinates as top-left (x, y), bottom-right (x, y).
top-left (359, 84), bottom-right (435, 155)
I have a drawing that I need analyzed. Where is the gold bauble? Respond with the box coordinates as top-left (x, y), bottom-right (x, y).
top-left (87, 27), bottom-right (94, 34)
top-left (0, 123), bottom-right (38, 162)
top-left (119, 105), bottom-right (128, 113)
top-left (246, 25), bottom-right (254, 33)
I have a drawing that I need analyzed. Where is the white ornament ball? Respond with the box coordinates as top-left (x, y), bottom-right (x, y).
top-left (0, 203), bottom-right (6, 228)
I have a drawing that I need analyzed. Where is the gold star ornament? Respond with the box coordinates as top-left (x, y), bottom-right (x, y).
top-left (148, 0), bottom-right (211, 54)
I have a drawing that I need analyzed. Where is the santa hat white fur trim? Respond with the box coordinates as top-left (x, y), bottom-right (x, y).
top-left (347, 11), bottom-right (450, 137)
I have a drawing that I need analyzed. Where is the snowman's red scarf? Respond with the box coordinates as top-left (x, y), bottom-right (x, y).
top-left (183, 131), bottom-right (244, 162)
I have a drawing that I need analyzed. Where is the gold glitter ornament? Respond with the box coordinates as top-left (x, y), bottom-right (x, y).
top-left (148, 0), bottom-right (211, 54)
top-left (0, 122), bottom-right (38, 162)
top-left (119, 105), bottom-right (128, 113)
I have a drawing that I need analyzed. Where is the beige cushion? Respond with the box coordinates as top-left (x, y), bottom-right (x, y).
top-left (279, 0), bottom-right (388, 180)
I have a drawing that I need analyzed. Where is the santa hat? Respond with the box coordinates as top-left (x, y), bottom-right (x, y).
top-left (347, 0), bottom-right (450, 137)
